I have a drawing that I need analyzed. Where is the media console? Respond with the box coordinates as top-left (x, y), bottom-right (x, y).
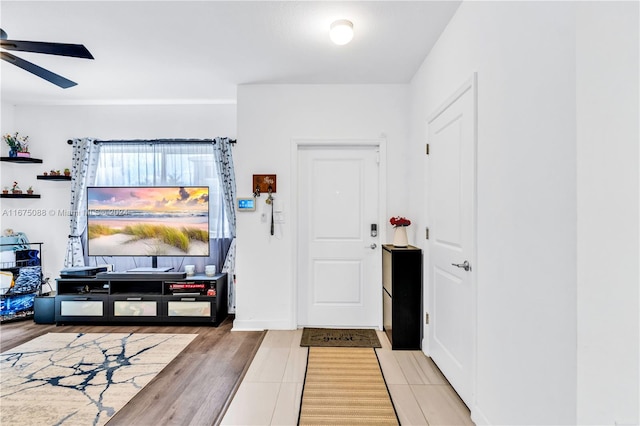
top-left (54, 272), bottom-right (227, 326)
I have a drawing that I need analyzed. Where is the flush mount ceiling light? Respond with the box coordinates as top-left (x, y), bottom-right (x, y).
top-left (330, 19), bottom-right (354, 45)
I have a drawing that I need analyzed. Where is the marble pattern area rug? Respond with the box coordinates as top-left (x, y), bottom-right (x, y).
top-left (0, 332), bottom-right (196, 426)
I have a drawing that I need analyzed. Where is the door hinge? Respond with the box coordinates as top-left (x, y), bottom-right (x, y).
top-left (425, 143), bottom-right (430, 155)
top-left (425, 227), bottom-right (429, 240)
top-left (425, 312), bottom-right (430, 324)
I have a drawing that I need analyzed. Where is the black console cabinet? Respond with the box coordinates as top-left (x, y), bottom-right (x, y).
top-left (55, 273), bottom-right (227, 326)
top-left (382, 244), bottom-right (423, 349)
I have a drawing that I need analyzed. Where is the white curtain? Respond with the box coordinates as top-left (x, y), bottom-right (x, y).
top-left (64, 138), bottom-right (100, 267)
top-left (88, 141), bottom-right (233, 280)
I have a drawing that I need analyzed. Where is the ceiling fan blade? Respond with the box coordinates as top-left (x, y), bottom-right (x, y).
top-left (1, 39), bottom-right (94, 59)
top-left (1, 51), bottom-right (77, 88)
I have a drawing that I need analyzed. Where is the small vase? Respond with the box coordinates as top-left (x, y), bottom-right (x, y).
top-left (393, 226), bottom-right (409, 247)
top-left (17, 152), bottom-right (30, 158)
top-left (8, 149), bottom-right (17, 158)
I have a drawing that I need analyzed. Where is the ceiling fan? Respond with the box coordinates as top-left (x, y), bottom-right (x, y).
top-left (0, 28), bottom-right (94, 89)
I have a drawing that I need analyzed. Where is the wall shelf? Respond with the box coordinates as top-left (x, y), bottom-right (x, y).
top-left (0, 193), bottom-right (41, 198)
top-left (1, 157), bottom-right (43, 164)
top-left (37, 175), bottom-right (71, 181)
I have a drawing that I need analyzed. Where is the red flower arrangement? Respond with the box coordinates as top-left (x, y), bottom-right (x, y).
top-left (390, 216), bottom-right (411, 227)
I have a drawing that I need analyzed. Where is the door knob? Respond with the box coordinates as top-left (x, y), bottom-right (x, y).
top-left (367, 243), bottom-right (377, 250)
top-left (452, 260), bottom-right (471, 271)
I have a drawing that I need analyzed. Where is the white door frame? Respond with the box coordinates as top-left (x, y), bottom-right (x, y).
top-left (291, 138), bottom-right (387, 329)
top-left (425, 73), bottom-right (478, 409)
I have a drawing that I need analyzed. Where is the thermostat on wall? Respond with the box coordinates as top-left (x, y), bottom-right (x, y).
top-left (237, 197), bottom-right (256, 211)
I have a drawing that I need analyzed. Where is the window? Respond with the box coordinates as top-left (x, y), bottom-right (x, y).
top-left (88, 140), bottom-right (232, 271)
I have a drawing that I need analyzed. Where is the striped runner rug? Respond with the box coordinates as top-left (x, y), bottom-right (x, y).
top-left (299, 346), bottom-right (399, 425)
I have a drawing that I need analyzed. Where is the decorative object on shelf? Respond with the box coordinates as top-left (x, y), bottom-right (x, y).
top-left (11, 181), bottom-right (22, 194)
top-left (2, 187), bottom-right (7, 194)
top-left (390, 216), bottom-right (411, 247)
top-left (3, 132), bottom-right (29, 158)
top-left (42, 172), bottom-right (48, 176)
top-left (26, 186), bottom-right (34, 195)
top-left (184, 265), bottom-right (195, 276)
top-left (205, 264), bottom-right (216, 277)
top-left (63, 168), bottom-right (70, 177)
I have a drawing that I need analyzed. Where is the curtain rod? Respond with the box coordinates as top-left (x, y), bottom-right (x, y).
top-left (67, 138), bottom-right (236, 145)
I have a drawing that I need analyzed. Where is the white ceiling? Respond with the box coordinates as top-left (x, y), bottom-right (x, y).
top-left (0, 1), bottom-right (461, 105)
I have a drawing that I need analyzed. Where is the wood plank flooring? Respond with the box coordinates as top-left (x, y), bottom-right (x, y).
top-left (0, 317), bottom-right (265, 426)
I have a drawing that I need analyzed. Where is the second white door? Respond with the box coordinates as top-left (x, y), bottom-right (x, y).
top-left (297, 145), bottom-right (380, 328)
top-left (427, 76), bottom-right (477, 409)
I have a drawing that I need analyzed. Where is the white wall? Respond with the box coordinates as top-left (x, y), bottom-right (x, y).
top-left (410, 2), bottom-right (578, 424)
top-left (234, 84), bottom-right (408, 330)
top-left (0, 104), bottom-right (236, 282)
top-left (409, 1), bottom-right (639, 425)
top-left (1, 102), bottom-right (16, 134)
top-left (576, 2), bottom-right (639, 425)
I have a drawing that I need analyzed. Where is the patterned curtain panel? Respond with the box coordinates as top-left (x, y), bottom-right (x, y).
top-left (64, 138), bottom-right (100, 267)
top-left (213, 137), bottom-right (237, 312)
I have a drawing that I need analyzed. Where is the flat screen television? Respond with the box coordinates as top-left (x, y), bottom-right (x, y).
top-left (87, 186), bottom-right (210, 268)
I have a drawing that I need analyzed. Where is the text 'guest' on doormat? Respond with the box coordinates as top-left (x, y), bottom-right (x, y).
top-left (300, 328), bottom-right (381, 348)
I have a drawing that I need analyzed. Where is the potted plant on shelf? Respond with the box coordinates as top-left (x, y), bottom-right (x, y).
top-left (2, 187), bottom-right (8, 194)
top-left (3, 132), bottom-right (29, 158)
top-left (64, 168), bottom-right (71, 177)
top-left (26, 186), bottom-right (34, 195)
top-left (16, 139), bottom-right (30, 157)
top-left (43, 171), bottom-right (48, 176)
top-left (11, 181), bottom-right (22, 194)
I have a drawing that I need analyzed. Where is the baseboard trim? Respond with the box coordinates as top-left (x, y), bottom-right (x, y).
top-left (231, 318), bottom-right (294, 331)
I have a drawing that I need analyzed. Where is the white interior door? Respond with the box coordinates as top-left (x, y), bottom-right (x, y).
top-left (297, 145), bottom-right (380, 328)
top-left (427, 76), bottom-right (477, 409)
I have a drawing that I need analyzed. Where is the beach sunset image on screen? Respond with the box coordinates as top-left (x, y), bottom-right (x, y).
top-left (87, 186), bottom-right (210, 257)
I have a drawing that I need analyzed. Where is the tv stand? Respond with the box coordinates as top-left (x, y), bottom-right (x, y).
top-left (54, 273), bottom-right (227, 326)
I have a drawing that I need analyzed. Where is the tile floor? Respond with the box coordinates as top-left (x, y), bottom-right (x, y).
top-left (221, 329), bottom-right (474, 425)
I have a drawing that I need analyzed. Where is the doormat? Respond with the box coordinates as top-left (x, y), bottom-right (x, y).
top-left (0, 332), bottom-right (196, 426)
top-left (299, 347), bottom-right (399, 425)
top-left (300, 327), bottom-right (381, 348)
